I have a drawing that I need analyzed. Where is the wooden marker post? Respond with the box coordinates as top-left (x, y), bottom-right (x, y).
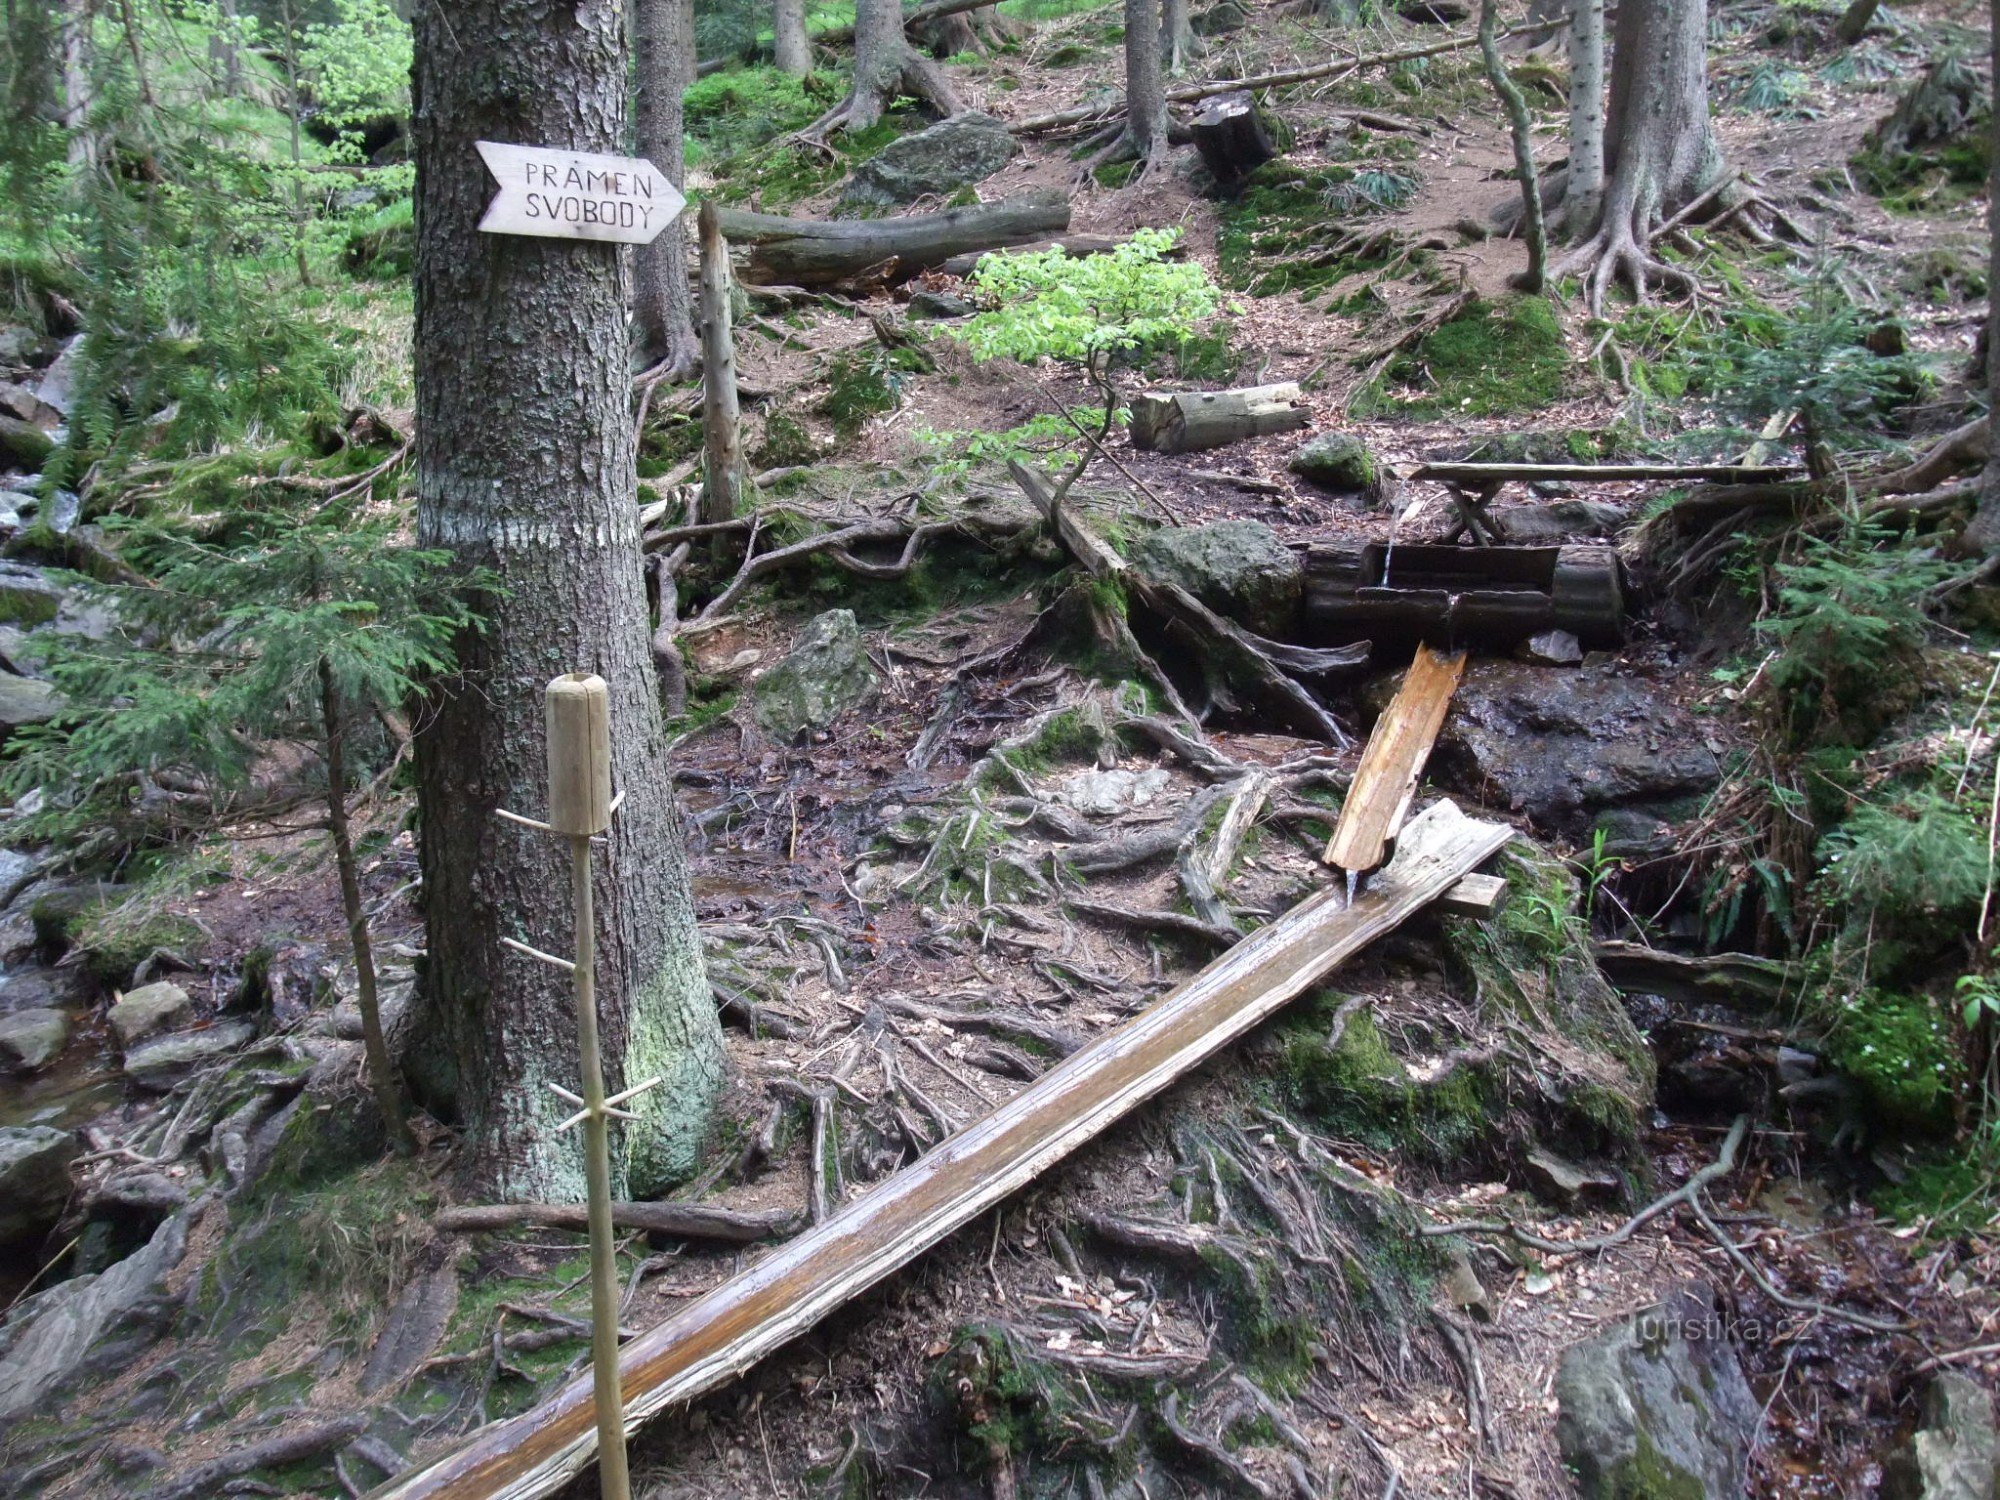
top-left (496, 673), bottom-right (659, 1500)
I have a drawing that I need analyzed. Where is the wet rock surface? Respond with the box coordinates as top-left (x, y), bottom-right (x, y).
top-left (1426, 658), bottom-right (1725, 826)
top-left (1289, 432), bottom-right (1379, 493)
top-left (839, 113), bottom-right (1018, 209)
top-left (1129, 518), bottom-right (1302, 636)
top-left (752, 609), bottom-right (880, 741)
top-left (1885, 1372), bottom-right (1998, 1500)
top-left (108, 980), bottom-right (196, 1049)
top-left (0, 1124), bottom-right (78, 1243)
top-left (122, 1020), bottom-right (258, 1091)
top-left (0, 1006), bottom-right (67, 1072)
top-left (1555, 1281), bottom-right (1761, 1500)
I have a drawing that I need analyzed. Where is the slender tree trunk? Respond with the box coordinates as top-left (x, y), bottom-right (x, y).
top-left (1970, 0), bottom-right (2000, 552)
top-left (1480, 0), bottom-right (1545, 290)
top-left (634, 0), bottom-right (699, 376)
top-left (1124, 0), bottom-right (1169, 165)
top-left (1834, 0), bottom-right (1882, 43)
top-left (62, 0), bottom-right (94, 172)
top-left (1563, 0), bottom-right (1604, 238)
top-left (1160, 0), bottom-right (1199, 75)
top-left (320, 662), bottom-right (413, 1156)
top-left (811, 0), bottom-right (962, 135)
top-left (410, 0), bottom-right (724, 1200)
top-left (698, 201), bottom-right (753, 526)
top-left (773, 0), bottom-right (812, 75)
top-left (1552, 0), bottom-right (1730, 310)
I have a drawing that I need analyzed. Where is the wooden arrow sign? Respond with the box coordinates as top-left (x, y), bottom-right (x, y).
top-left (475, 141), bottom-right (685, 246)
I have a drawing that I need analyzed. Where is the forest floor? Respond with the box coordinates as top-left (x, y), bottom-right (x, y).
top-left (3, 0), bottom-right (2000, 1495)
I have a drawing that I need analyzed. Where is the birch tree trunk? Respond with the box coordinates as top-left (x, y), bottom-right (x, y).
top-left (1562, 0), bottom-right (1605, 238)
top-left (773, 0), bottom-right (811, 75)
top-left (410, 0), bottom-right (723, 1200)
top-left (1124, 0), bottom-right (1169, 165)
top-left (634, 0), bottom-right (700, 376)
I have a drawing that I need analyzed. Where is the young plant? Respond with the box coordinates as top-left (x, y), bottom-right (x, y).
top-left (9, 512), bottom-right (492, 1154)
top-left (951, 228), bottom-right (1222, 489)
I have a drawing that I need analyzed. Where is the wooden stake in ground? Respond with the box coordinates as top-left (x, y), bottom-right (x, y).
top-left (1324, 644), bottom-right (1467, 874)
top-left (491, 674), bottom-right (663, 1500)
top-left (366, 800), bottom-right (1512, 1500)
top-left (697, 202), bottom-right (753, 527)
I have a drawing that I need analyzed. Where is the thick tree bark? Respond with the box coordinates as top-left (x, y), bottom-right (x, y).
top-left (1124, 0), bottom-right (1170, 167)
top-left (806, 0), bottom-right (963, 137)
top-left (633, 0), bottom-right (699, 376)
top-left (773, 0), bottom-right (811, 74)
top-left (1969, 0), bottom-right (2000, 552)
top-left (410, 0), bottom-right (724, 1200)
top-left (1552, 0), bottom-right (1730, 310)
top-left (1563, 0), bottom-right (1605, 237)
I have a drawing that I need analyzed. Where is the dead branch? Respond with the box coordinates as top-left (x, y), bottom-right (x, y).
top-left (436, 1200), bottom-right (800, 1244)
top-left (1069, 897), bottom-right (1242, 948)
top-left (150, 1416), bottom-right (369, 1500)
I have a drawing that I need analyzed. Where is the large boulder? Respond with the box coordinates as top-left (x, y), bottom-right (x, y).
top-left (1884, 1373), bottom-right (1998, 1500)
top-left (108, 981), bottom-right (196, 1049)
top-left (0, 1007), bottom-right (67, 1072)
top-left (1129, 519), bottom-right (1302, 638)
top-left (1289, 433), bottom-right (1379, 493)
top-left (1425, 658), bottom-right (1724, 826)
top-left (0, 1209), bottom-right (189, 1420)
top-left (0, 1126), bottom-right (78, 1243)
top-left (1556, 1282), bottom-right (1760, 1500)
top-left (839, 113), bottom-right (1018, 210)
top-left (753, 609), bottom-right (880, 740)
top-left (122, 1019), bottom-right (257, 1091)
top-left (0, 674), bottom-right (60, 737)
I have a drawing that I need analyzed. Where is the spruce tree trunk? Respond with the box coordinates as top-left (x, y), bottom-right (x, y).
top-left (634, 0), bottom-right (699, 376)
top-left (773, 0), bottom-right (812, 75)
top-left (63, 0), bottom-right (94, 172)
top-left (1124, 0), bottom-right (1169, 164)
top-left (1552, 0), bottom-right (1729, 309)
top-left (814, 0), bottom-right (962, 135)
top-left (1972, 0), bottom-right (2000, 552)
top-left (1160, 0), bottom-right (1199, 75)
top-left (410, 0), bottom-right (724, 1201)
top-left (1563, 0), bottom-right (1605, 238)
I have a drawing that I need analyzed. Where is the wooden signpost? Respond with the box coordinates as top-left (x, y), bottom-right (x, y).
top-left (493, 675), bottom-right (661, 1500)
top-left (475, 142), bottom-right (685, 246)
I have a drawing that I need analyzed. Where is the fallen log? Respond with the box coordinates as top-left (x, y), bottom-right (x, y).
top-left (435, 1200), bottom-right (801, 1244)
top-left (1324, 643), bottom-right (1465, 874)
top-left (1190, 91), bottom-right (1281, 186)
top-left (1128, 383), bottom-right (1309, 454)
top-left (365, 799), bottom-right (1513, 1500)
top-left (1410, 460), bottom-right (1802, 486)
top-left (713, 193), bottom-right (1069, 287)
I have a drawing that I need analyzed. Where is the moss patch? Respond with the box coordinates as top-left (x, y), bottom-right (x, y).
top-left (1361, 296), bottom-right (1568, 417)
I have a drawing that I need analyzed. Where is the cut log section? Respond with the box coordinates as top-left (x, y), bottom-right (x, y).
top-left (713, 193), bottom-right (1069, 287)
top-left (1190, 91), bottom-right (1282, 187)
top-left (365, 801), bottom-right (1513, 1500)
top-left (1324, 643), bottom-right (1466, 874)
top-left (1129, 383), bottom-right (1310, 455)
top-left (1298, 541), bottom-right (1625, 651)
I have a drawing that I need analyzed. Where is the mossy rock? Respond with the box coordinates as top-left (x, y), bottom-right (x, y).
top-left (0, 416), bottom-right (54, 474)
top-left (1128, 519), bottom-right (1303, 636)
top-left (752, 609), bottom-right (880, 740)
top-left (754, 409), bottom-right (820, 469)
top-left (1289, 432), bottom-right (1379, 492)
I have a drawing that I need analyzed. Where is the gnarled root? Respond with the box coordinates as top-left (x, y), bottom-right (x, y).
top-left (1551, 209), bottom-right (1702, 316)
top-left (799, 50), bottom-right (963, 142)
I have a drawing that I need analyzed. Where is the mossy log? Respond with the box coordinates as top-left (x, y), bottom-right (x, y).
top-left (1128, 382), bottom-right (1309, 454)
top-left (712, 192), bottom-right (1070, 287)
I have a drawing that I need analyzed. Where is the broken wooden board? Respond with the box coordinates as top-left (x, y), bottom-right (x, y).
top-left (1324, 643), bottom-right (1466, 874)
top-left (1436, 872), bottom-right (1509, 919)
top-left (367, 799), bottom-right (1513, 1500)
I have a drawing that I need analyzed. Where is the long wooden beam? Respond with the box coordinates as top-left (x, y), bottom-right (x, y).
top-left (369, 800), bottom-right (1513, 1500)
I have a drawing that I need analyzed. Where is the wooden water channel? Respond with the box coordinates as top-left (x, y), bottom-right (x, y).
top-left (369, 799), bottom-right (1511, 1499)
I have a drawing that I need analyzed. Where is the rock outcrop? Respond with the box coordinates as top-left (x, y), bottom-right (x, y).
top-left (752, 609), bottom-right (880, 740)
top-left (840, 113), bottom-right (1018, 210)
top-left (1130, 519), bottom-right (1302, 637)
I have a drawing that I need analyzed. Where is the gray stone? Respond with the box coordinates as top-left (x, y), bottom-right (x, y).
top-left (40, 488), bottom-right (79, 536)
top-left (0, 1125), bottom-right (78, 1242)
top-left (109, 981), bottom-right (196, 1049)
top-left (0, 673), bottom-right (60, 734)
top-left (752, 610), bottom-right (880, 740)
top-left (1518, 628), bottom-right (1583, 666)
top-left (1055, 766), bottom-right (1171, 817)
top-left (1129, 519), bottom-right (1303, 637)
top-left (1884, 1373), bottom-right (1998, 1500)
top-left (1555, 1281), bottom-right (1760, 1500)
top-left (0, 1210), bottom-right (189, 1419)
top-left (34, 337), bottom-right (78, 417)
top-left (0, 847), bottom-right (44, 907)
top-left (0, 1007), bottom-right (67, 1072)
top-left (0, 564), bottom-right (62, 627)
top-left (0, 416), bottom-right (52, 474)
top-left (1289, 432), bottom-right (1379, 492)
top-left (908, 289), bottom-right (976, 320)
top-left (1523, 1145), bottom-right (1620, 1205)
top-left (1426, 659), bottom-right (1724, 826)
top-left (839, 113), bottom-right (1018, 209)
top-left (121, 1020), bottom-right (257, 1091)
top-left (0, 965), bottom-right (80, 1015)
top-left (1502, 499), bottom-right (1627, 542)
top-left (1194, 0), bottom-right (1249, 31)
top-left (0, 326), bottom-right (50, 368)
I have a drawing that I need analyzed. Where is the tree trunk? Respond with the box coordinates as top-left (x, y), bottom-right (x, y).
top-left (698, 202), bottom-right (752, 526)
top-left (1188, 91), bottom-right (1278, 187)
top-left (410, 0), bottom-right (724, 1200)
top-left (1969, 0), bottom-right (2000, 553)
top-left (773, 0), bottom-right (811, 74)
top-left (809, 0), bottom-right (963, 136)
top-left (1551, 0), bottom-right (1730, 310)
top-left (713, 191), bottom-right (1069, 285)
top-left (319, 661), bottom-right (413, 1156)
top-left (1161, 0), bottom-right (1200, 74)
top-left (1562, 0), bottom-right (1605, 238)
top-left (1834, 0), bottom-right (1882, 43)
top-left (1480, 0), bottom-right (1545, 290)
top-left (1124, 0), bottom-right (1169, 166)
top-left (633, 0), bottom-right (699, 376)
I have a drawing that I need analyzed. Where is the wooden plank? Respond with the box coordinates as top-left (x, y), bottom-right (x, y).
top-left (1410, 461), bottom-right (1801, 486)
top-left (1435, 872), bottom-right (1508, 919)
top-left (1324, 644), bottom-right (1465, 874)
top-left (367, 799), bottom-right (1513, 1500)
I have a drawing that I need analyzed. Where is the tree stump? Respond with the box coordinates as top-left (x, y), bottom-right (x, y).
top-left (1189, 91), bottom-right (1279, 187)
top-left (1128, 382), bottom-right (1308, 454)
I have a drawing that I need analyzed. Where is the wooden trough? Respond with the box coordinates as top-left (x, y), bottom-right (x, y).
top-left (367, 800), bottom-right (1513, 1500)
top-left (1297, 541), bottom-right (1625, 652)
